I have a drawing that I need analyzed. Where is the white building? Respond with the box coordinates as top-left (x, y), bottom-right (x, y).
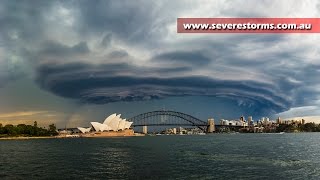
top-left (220, 119), bottom-right (248, 126)
top-left (77, 113), bottom-right (133, 133)
top-left (77, 127), bottom-right (91, 133)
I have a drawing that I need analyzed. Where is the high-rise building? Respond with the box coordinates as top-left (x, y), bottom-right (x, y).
top-left (248, 116), bottom-right (253, 126)
top-left (276, 117), bottom-right (281, 124)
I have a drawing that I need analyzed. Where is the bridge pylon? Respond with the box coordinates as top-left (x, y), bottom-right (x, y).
top-left (207, 118), bottom-right (215, 133)
top-left (142, 126), bottom-right (148, 134)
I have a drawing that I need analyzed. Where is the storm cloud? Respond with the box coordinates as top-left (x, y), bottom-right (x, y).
top-left (153, 51), bottom-right (211, 66)
top-left (1, 0), bottom-right (320, 123)
top-left (35, 62), bottom-right (294, 116)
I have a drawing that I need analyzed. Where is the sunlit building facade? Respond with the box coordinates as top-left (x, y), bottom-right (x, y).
top-left (77, 113), bottom-right (133, 133)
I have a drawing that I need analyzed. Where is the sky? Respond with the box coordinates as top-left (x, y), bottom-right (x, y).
top-left (1, 0), bottom-right (320, 128)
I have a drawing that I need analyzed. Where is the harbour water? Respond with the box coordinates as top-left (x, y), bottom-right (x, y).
top-left (1, 133), bottom-right (320, 179)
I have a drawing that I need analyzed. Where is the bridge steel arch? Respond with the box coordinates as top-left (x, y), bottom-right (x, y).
top-left (128, 110), bottom-right (208, 131)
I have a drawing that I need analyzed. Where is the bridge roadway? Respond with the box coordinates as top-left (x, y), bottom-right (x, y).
top-left (132, 124), bottom-right (246, 129)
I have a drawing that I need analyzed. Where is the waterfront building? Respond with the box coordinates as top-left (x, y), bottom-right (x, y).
top-left (77, 113), bottom-right (133, 133)
top-left (248, 116), bottom-right (253, 126)
top-left (254, 127), bottom-right (264, 133)
top-left (78, 127), bottom-right (91, 133)
top-left (220, 119), bottom-right (229, 125)
top-left (57, 128), bottom-right (80, 135)
top-left (276, 117), bottom-right (282, 124)
top-left (179, 127), bottom-right (187, 134)
top-left (262, 117), bottom-right (267, 125)
top-left (260, 117), bottom-right (272, 126)
top-left (219, 118), bottom-right (248, 127)
top-left (235, 120), bottom-right (243, 126)
top-left (164, 128), bottom-right (178, 134)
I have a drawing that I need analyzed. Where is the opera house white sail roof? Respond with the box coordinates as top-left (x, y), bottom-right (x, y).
top-left (77, 127), bottom-right (91, 133)
top-left (77, 113), bottom-right (133, 133)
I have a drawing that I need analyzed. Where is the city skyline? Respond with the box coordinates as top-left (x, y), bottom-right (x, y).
top-left (1, 0), bottom-right (320, 128)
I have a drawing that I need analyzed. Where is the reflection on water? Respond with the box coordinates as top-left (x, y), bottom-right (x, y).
top-left (1, 133), bottom-right (320, 179)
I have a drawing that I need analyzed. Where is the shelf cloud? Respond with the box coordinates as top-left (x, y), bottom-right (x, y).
top-left (1, 0), bottom-right (320, 125)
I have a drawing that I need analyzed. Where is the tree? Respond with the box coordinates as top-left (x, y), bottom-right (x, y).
top-left (4, 124), bottom-right (16, 136)
top-left (302, 122), bottom-right (317, 132)
top-left (0, 123), bottom-right (3, 134)
top-left (48, 124), bottom-right (58, 136)
top-left (17, 124), bottom-right (27, 134)
top-left (33, 121), bottom-right (38, 128)
top-left (276, 124), bottom-right (297, 132)
top-left (0, 123), bottom-right (60, 137)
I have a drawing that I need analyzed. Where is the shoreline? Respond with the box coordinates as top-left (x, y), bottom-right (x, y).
top-left (0, 133), bottom-right (145, 140)
top-left (1, 132), bottom-right (319, 140)
top-left (0, 136), bottom-right (59, 140)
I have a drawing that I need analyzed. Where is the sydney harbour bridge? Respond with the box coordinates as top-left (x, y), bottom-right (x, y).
top-left (127, 110), bottom-right (242, 133)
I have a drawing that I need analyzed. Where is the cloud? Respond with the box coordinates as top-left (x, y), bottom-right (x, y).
top-left (277, 106), bottom-right (320, 123)
top-left (0, 110), bottom-right (64, 127)
top-left (72, 0), bottom-right (182, 47)
top-left (101, 33), bottom-right (112, 48)
top-left (35, 62), bottom-right (293, 117)
top-left (38, 40), bottom-right (90, 57)
top-left (152, 51), bottom-right (211, 66)
top-left (0, 111), bottom-right (48, 118)
top-left (1, 0), bottom-right (320, 121)
top-left (108, 50), bottom-right (129, 59)
top-left (0, 0), bottom-right (53, 42)
top-left (276, 106), bottom-right (320, 117)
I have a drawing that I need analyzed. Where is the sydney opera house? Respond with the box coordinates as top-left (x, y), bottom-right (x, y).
top-left (77, 113), bottom-right (134, 137)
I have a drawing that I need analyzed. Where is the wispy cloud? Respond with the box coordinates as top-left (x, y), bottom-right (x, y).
top-left (0, 111), bottom-right (49, 118)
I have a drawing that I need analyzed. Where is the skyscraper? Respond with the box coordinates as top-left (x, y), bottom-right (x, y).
top-left (276, 117), bottom-right (281, 124)
top-left (248, 116), bottom-right (253, 126)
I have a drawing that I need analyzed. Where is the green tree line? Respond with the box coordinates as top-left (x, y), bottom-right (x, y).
top-left (276, 122), bottom-right (320, 133)
top-left (0, 121), bottom-right (58, 137)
